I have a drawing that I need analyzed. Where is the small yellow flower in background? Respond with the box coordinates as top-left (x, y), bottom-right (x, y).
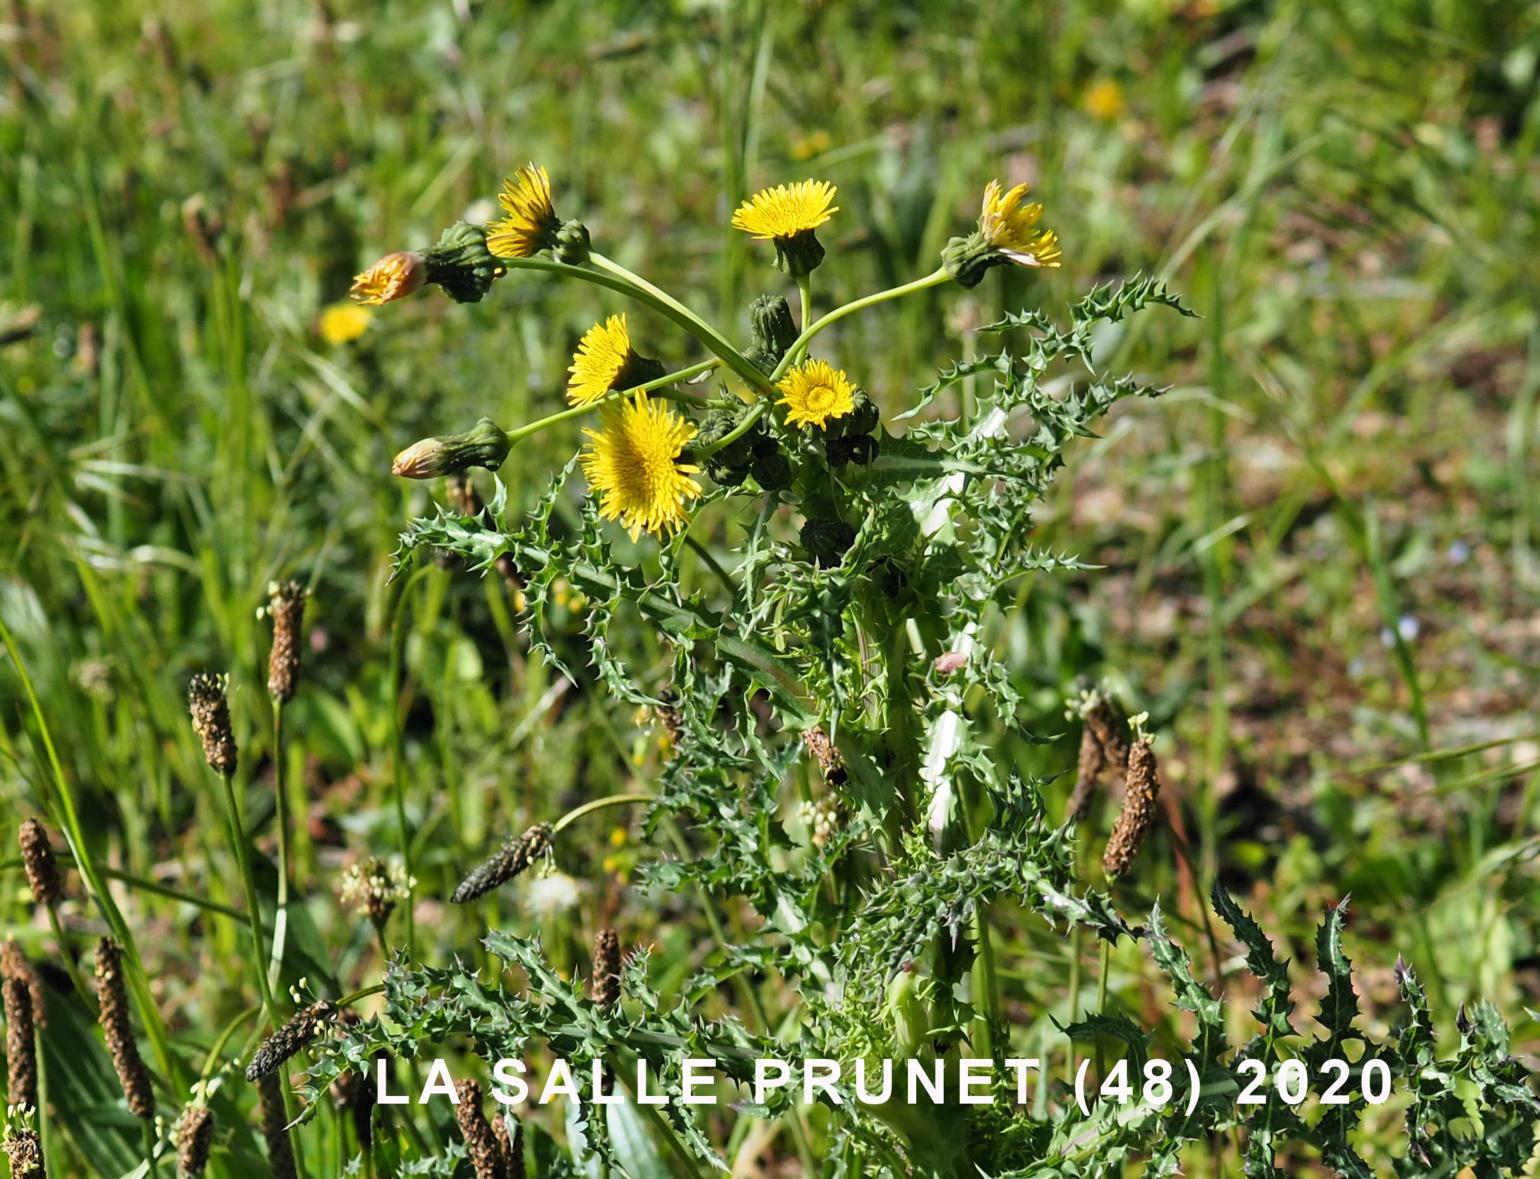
top-left (978, 180), bottom-right (1062, 269)
top-left (608, 826), bottom-right (627, 848)
top-left (580, 393), bottom-right (702, 540)
top-left (1083, 79), bottom-right (1127, 122)
top-left (732, 179), bottom-right (838, 275)
top-left (567, 314), bottom-right (665, 406)
top-left (789, 129), bottom-right (833, 161)
top-left (349, 251), bottom-right (427, 305)
top-left (487, 163), bottom-right (561, 258)
top-left (777, 358), bottom-right (856, 430)
top-left (318, 303), bottom-right (372, 345)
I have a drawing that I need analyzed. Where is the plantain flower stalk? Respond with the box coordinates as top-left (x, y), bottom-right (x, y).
top-left (264, 579), bottom-right (307, 703)
top-left (245, 1000), bottom-right (337, 1081)
top-left (175, 1106), bottom-right (215, 1178)
top-left (453, 1079), bottom-right (505, 1179)
top-left (256, 1073), bottom-right (297, 1179)
top-left (4, 974), bottom-right (37, 1111)
top-left (2, 1127), bottom-right (43, 1178)
top-left (187, 673), bottom-right (237, 777)
top-left (1102, 722), bottom-right (1162, 880)
top-left (591, 929), bottom-right (621, 1009)
top-left (95, 938), bottom-right (154, 1120)
top-left (451, 824), bottom-right (553, 903)
top-left (17, 818), bottom-right (62, 908)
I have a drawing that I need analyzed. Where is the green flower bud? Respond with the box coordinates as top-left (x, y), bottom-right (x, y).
top-left (698, 408), bottom-right (758, 469)
top-left (749, 294), bottom-right (799, 359)
top-left (391, 417), bottom-right (510, 479)
top-left (750, 450), bottom-right (792, 491)
top-left (885, 965), bottom-right (931, 1060)
top-left (844, 389), bottom-right (881, 437)
top-left (774, 229), bottom-right (826, 278)
top-left (706, 456), bottom-right (753, 487)
top-left (800, 517), bottom-right (855, 568)
top-left (940, 231), bottom-right (997, 289)
top-left (555, 219), bottom-right (591, 266)
top-left (845, 434), bottom-right (878, 465)
top-left (424, 222), bottom-right (505, 304)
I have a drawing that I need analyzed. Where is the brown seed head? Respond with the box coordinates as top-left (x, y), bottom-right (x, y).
top-left (265, 580), bottom-right (307, 703)
top-left (4, 974), bottom-right (37, 1111)
top-left (493, 1114), bottom-right (524, 1179)
top-left (1102, 737), bottom-right (1161, 880)
top-left (2, 1127), bottom-right (43, 1177)
top-left (94, 938), bottom-right (154, 1119)
top-left (454, 1079), bottom-right (505, 1179)
top-left (175, 1106), bottom-right (215, 1177)
top-left (1, 940), bottom-right (46, 1029)
top-left (257, 1072), bottom-right (297, 1179)
top-left (18, 819), bottom-right (62, 908)
top-left (591, 930), bottom-right (621, 1009)
top-left (1067, 696), bottom-right (1130, 822)
top-left (245, 1000), bottom-right (336, 1082)
top-left (451, 823), bottom-right (553, 903)
top-left (187, 673), bottom-right (237, 776)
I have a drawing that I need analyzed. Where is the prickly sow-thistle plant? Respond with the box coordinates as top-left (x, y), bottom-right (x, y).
top-left (310, 169), bottom-right (1537, 1175)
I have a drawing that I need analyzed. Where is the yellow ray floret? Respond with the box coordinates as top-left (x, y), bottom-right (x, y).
top-left (581, 394), bottom-right (702, 540)
top-left (487, 163), bottom-right (559, 258)
top-left (978, 180), bottom-right (1062, 268)
top-left (777, 358), bottom-right (856, 430)
top-left (731, 179), bottom-right (839, 241)
top-left (349, 251), bottom-right (426, 305)
top-left (318, 304), bottom-right (372, 345)
top-left (569, 314), bottom-right (640, 406)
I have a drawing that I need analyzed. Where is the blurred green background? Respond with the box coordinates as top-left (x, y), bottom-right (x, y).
top-left (2, 0), bottom-right (1539, 1168)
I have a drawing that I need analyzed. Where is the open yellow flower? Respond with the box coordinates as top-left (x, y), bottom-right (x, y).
top-left (580, 394), bottom-right (702, 540)
top-left (978, 180), bottom-right (1062, 269)
top-left (567, 314), bottom-right (665, 406)
top-left (777, 358), bottom-right (856, 430)
top-left (487, 163), bottom-right (560, 258)
top-left (349, 251), bottom-right (426, 305)
top-left (731, 180), bottom-right (838, 275)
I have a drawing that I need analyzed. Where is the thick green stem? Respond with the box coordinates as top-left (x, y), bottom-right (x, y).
top-left (769, 268), bottom-right (950, 382)
top-left (795, 273), bottom-right (813, 362)
top-left (217, 768), bottom-right (278, 1023)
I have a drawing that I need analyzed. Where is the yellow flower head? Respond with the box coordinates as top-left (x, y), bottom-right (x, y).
top-left (580, 394), bottom-right (702, 540)
top-left (732, 180), bottom-right (838, 275)
top-left (777, 358), bottom-right (856, 430)
top-left (487, 163), bottom-right (560, 258)
top-left (1083, 79), bottom-right (1127, 122)
top-left (567, 314), bottom-right (664, 406)
top-left (349, 251), bottom-right (427, 305)
top-left (978, 180), bottom-right (1062, 269)
top-left (732, 179), bottom-right (838, 241)
top-left (318, 303), bottom-right (373, 345)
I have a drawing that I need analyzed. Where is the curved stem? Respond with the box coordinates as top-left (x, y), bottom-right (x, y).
top-left (197, 1006), bottom-right (261, 1088)
top-left (589, 252), bottom-right (773, 394)
top-left (769, 268), bottom-right (950, 382)
top-left (551, 792), bottom-right (652, 836)
top-left (498, 255), bottom-right (772, 395)
top-left (44, 902), bottom-right (94, 1012)
top-left (218, 768), bottom-right (278, 1024)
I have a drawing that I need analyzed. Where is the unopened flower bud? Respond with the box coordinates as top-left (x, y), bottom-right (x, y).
top-left (750, 449), bottom-right (792, 491)
top-left (749, 293), bottom-right (799, 361)
top-left (555, 219), bottom-right (591, 265)
top-left (349, 251), bottom-right (427, 305)
top-left (392, 418), bottom-right (510, 480)
top-left (800, 517), bottom-right (855, 568)
top-left (424, 221), bottom-right (505, 304)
